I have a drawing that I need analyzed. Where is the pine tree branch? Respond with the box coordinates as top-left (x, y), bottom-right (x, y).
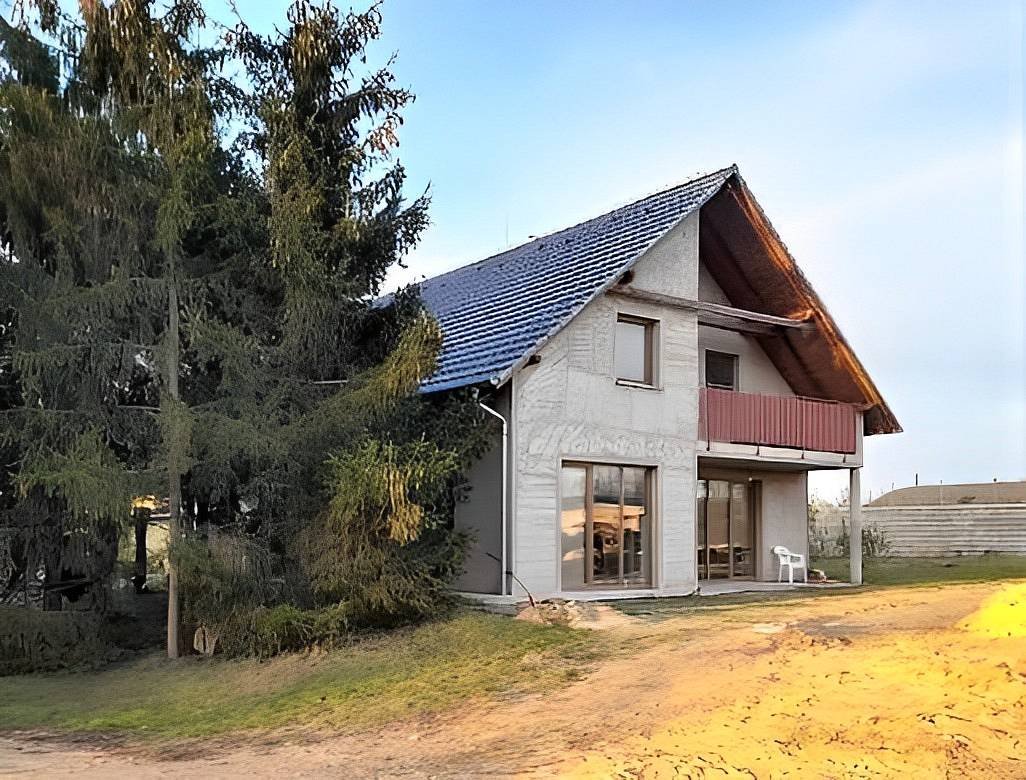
top-left (13, 342), bottom-right (157, 354)
top-left (1, 404), bottom-right (160, 415)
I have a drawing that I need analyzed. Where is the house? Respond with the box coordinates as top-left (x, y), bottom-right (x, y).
top-left (415, 165), bottom-right (900, 599)
top-left (865, 482), bottom-right (1026, 557)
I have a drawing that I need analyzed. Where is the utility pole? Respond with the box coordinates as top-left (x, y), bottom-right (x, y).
top-left (166, 277), bottom-right (181, 659)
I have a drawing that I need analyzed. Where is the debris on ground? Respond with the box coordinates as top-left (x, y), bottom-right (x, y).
top-left (515, 599), bottom-right (637, 629)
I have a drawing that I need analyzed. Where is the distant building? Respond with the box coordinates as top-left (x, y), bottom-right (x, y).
top-left (865, 482), bottom-right (1026, 557)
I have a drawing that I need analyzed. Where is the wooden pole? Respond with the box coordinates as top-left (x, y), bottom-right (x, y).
top-left (849, 467), bottom-right (863, 586)
top-left (166, 279), bottom-right (181, 658)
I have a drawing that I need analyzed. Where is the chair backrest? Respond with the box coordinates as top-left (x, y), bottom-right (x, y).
top-left (771, 545), bottom-right (790, 558)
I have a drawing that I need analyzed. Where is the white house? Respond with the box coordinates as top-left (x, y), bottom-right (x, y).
top-left (413, 166), bottom-right (900, 599)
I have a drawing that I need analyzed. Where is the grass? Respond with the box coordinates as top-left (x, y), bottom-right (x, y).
top-left (0, 611), bottom-right (596, 739)
top-left (5, 557), bottom-right (1022, 739)
top-left (813, 553), bottom-right (1026, 586)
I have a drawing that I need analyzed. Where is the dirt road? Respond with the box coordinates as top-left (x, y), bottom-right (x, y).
top-left (2, 581), bottom-right (1025, 778)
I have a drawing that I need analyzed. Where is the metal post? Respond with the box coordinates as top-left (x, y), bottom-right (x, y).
top-left (849, 467), bottom-right (863, 585)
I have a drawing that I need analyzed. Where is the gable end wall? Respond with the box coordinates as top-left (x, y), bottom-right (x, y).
top-left (511, 212), bottom-right (701, 596)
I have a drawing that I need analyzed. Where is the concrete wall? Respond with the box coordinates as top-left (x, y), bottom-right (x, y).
top-left (864, 505), bottom-right (1026, 557)
top-left (453, 387), bottom-right (509, 594)
top-left (698, 263), bottom-right (731, 305)
top-left (510, 211), bottom-right (701, 596)
top-left (756, 471), bottom-right (810, 579)
top-left (698, 326), bottom-right (795, 396)
top-left (698, 463), bottom-right (809, 581)
top-left (697, 264), bottom-right (794, 396)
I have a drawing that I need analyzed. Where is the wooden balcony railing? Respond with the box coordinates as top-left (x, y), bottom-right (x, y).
top-left (699, 388), bottom-right (858, 454)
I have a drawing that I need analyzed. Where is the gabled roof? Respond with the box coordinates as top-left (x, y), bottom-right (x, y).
top-left (695, 174), bottom-right (900, 435)
top-left (407, 165), bottom-right (900, 435)
top-left (414, 167), bottom-right (736, 392)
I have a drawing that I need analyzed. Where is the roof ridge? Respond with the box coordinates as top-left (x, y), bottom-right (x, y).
top-left (414, 164), bottom-right (737, 289)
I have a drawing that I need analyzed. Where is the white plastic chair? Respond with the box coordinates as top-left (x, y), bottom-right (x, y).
top-left (772, 545), bottom-right (807, 584)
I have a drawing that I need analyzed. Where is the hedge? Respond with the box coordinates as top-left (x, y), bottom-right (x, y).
top-left (0, 608), bottom-right (110, 675)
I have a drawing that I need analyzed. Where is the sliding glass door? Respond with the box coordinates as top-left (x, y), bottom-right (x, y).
top-left (560, 463), bottom-right (652, 589)
top-left (696, 479), bottom-right (755, 579)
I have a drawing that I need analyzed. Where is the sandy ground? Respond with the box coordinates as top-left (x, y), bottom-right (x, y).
top-left (2, 581), bottom-right (1025, 779)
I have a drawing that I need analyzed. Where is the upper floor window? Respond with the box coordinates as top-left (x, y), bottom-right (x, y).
top-left (615, 314), bottom-right (657, 385)
top-left (705, 350), bottom-right (738, 390)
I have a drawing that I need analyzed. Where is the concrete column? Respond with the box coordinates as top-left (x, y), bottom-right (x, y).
top-left (849, 467), bottom-right (863, 585)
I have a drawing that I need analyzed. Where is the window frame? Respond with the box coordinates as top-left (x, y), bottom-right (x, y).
top-left (560, 460), bottom-right (655, 590)
top-left (705, 349), bottom-right (739, 391)
top-left (614, 313), bottom-right (658, 388)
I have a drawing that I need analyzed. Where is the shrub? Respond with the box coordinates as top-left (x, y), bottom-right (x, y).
top-left (246, 603), bottom-right (351, 657)
top-left (298, 439), bottom-right (469, 628)
top-left (834, 520), bottom-right (892, 561)
top-left (862, 523), bottom-right (892, 559)
top-left (173, 531), bottom-right (285, 655)
top-left (174, 531), bottom-right (359, 657)
top-left (0, 608), bottom-right (109, 675)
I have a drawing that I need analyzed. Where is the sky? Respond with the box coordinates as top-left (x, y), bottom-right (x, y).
top-left (237, 0), bottom-right (1025, 502)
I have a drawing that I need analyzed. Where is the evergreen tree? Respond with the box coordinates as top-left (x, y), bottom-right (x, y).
top-left (0, 0), bottom-right (489, 659)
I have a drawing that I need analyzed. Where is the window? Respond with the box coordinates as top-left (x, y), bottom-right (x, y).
top-left (705, 350), bottom-right (738, 390)
top-left (615, 315), bottom-right (656, 385)
top-left (561, 462), bottom-right (653, 589)
top-left (696, 479), bottom-right (755, 580)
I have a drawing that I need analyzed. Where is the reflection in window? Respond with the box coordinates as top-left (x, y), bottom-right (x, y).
top-left (560, 462), bottom-right (652, 589)
top-left (560, 467), bottom-right (588, 591)
top-left (696, 479), bottom-right (755, 579)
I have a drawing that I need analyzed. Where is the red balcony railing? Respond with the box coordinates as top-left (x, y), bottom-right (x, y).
top-left (699, 388), bottom-right (858, 454)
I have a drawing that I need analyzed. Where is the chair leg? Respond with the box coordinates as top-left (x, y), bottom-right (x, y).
top-left (778, 563), bottom-right (784, 583)
top-left (787, 565), bottom-right (793, 585)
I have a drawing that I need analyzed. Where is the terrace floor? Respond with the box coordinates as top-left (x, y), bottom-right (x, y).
top-left (458, 578), bottom-right (853, 613)
top-left (696, 578), bottom-right (852, 596)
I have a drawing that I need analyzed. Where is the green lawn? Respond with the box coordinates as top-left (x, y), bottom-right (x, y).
top-left (0, 611), bottom-right (595, 739)
top-left (4, 556), bottom-right (1023, 740)
top-left (813, 554), bottom-right (1026, 586)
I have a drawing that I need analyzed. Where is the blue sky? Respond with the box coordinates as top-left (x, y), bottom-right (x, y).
top-left (239, 0), bottom-right (1024, 501)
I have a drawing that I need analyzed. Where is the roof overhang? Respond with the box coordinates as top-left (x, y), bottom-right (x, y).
top-left (698, 173), bottom-right (900, 436)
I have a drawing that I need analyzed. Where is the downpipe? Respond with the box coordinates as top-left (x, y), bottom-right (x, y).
top-left (478, 400), bottom-right (509, 597)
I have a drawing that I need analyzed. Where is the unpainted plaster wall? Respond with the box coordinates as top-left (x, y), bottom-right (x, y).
top-left (511, 212), bottom-right (701, 596)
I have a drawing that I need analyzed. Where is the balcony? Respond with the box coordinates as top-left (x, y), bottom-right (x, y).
top-left (699, 388), bottom-right (858, 455)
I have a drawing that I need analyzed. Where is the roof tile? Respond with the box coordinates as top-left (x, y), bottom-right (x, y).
top-left (417, 167), bottom-right (735, 392)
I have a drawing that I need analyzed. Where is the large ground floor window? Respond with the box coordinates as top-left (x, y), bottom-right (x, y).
top-left (560, 462), bottom-right (653, 589)
top-left (696, 479), bottom-right (756, 579)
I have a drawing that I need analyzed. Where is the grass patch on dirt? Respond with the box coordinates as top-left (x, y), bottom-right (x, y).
top-left (613, 555), bottom-right (1026, 618)
top-left (814, 553), bottom-right (1026, 586)
top-left (0, 611), bottom-right (596, 739)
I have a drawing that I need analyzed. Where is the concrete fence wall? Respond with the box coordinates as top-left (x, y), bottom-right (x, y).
top-left (863, 504), bottom-right (1026, 557)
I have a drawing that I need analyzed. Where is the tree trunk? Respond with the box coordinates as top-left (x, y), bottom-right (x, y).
top-left (166, 279), bottom-right (182, 658)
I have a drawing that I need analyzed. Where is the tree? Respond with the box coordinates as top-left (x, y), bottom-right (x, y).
top-left (0, 0), bottom-right (489, 659)
top-left (0, 0), bottom-right (226, 649)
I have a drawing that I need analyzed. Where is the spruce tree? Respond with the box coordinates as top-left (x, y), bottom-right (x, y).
top-left (0, 1), bottom-right (489, 658)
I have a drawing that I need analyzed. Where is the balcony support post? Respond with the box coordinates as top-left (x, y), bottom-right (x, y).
top-left (849, 467), bottom-right (863, 585)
